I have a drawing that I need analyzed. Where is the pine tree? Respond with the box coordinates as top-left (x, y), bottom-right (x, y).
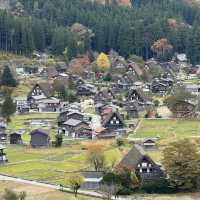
top-left (1, 95), bottom-right (16, 122)
top-left (1, 66), bottom-right (17, 87)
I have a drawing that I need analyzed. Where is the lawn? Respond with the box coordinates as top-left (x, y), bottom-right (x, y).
top-left (0, 140), bottom-right (125, 186)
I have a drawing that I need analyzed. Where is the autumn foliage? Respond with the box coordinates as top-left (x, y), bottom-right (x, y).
top-left (96, 52), bottom-right (111, 72)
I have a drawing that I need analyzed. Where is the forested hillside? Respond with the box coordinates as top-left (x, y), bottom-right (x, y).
top-left (0, 0), bottom-right (200, 64)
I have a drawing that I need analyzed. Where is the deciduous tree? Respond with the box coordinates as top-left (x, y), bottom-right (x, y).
top-left (87, 143), bottom-right (106, 171)
top-left (162, 139), bottom-right (200, 190)
top-left (96, 53), bottom-right (111, 72)
top-left (67, 174), bottom-right (84, 197)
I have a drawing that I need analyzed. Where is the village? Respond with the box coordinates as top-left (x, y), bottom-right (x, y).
top-left (0, 45), bottom-right (199, 199)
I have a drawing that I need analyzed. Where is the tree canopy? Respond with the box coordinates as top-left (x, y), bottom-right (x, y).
top-left (1, 66), bottom-right (17, 87)
top-left (162, 139), bottom-right (200, 190)
top-left (0, 0), bottom-right (200, 63)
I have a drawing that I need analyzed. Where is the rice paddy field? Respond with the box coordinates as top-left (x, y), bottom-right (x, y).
top-left (129, 119), bottom-right (200, 141)
top-left (129, 119), bottom-right (200, 162)
top-left (0, 140), bottom-right (126, 186)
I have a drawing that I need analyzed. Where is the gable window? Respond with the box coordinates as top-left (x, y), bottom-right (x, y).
top-left (142, 162), bottom-right (147, 167)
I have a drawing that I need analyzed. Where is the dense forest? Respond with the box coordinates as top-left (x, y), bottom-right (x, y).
top-left (1, 0), bottom-right (200, 64)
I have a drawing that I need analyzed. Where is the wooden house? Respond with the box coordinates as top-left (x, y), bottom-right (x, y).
top-left (0, 145), bottom-right (7, 163)
top-left (76, 78), bottom-right (85, 87)
top-left (102, 111), bottom-right (124, 130)
top-left (56, 61), bottom-right (67, 73)
top-left (94, 89), bottom-right (115, 104)
top-left (94, 127), bottom-right (115, 139)
top-left (27, 82), bottom-right (54, 109)
top-left (95, 103), bottom-right (107, 114)
top-left (160, 77), bottom-right (174, 87)
top-left (82, 70), bottom-right (95, 81)
top-left (117, 144), bottom-right (163, 181)
top-left (127, 62), bottom-right (143, 77)
top-left (118, 71), bottom-right (138, 89)
top-left (77, 84), bottom-right (97, 96)
top-left (151, 81), bottom-right (168, 94)
top-left (15, 97), bottom-right (30, 114)
top-left (125, 103), bottom-right (139, 118)
top-left (58, 110), bottom-right (84, 126)
top-left (37, 98), bottom-right (60, 112)
top-left (30, 129), bottom-right (50, 148)
top-left (40, 66), bottom-right (59, 79)
top-left (61, 119), bottom-right (90, 137)
top-left (185, 84), bottom-right (200, 96)
top-left (75, 127), bottom-right (93, 139)
top-left (10, 132), bottom-right (23, 145)
top-left (0, 123), bottom-right (7, 142)
top-left (127, 89), bottom-right (147, 104)
top-left (143, 139), bottom-right (156, 149)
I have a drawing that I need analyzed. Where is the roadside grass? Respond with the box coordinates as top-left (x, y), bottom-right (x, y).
top-left (0, 181), bottom-right (100, 200)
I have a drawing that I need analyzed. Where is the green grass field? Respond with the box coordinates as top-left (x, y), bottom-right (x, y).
top-left (0, 141), bottom-right (125, 185)
top-left (129, 119), bottom-right (200, 141)
top-left (8, 113), bottom-right (59, 142)
top-left (128, 119), bottom-right (200, 162)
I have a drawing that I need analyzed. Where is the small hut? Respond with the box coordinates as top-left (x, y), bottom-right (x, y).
top-left (0, 144), bottom-right (7, 163)
top-left (10, 132), bottom-right (23, 145)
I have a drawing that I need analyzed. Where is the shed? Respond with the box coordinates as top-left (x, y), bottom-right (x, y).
top-left (0, 144), bottom-right (7, 163)
top-left (10, 132), bottom-right (23, 145)
top-left (30, 129), bottom-right (50, 148)
top-left (80, 171), bottom-right (103, 190)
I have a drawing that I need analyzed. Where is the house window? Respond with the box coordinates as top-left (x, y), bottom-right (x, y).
top-left (142, 168), bottom-right (147, 173)
top-left (142, 162), bottom-right (147, 167)
top-left (116, 120), bottom-right (119, 124)
top-left (110, 120), bottom-right (113, 124)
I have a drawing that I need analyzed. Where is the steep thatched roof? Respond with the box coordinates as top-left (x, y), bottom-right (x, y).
top-left (117, 144), bottom-right (156, 169)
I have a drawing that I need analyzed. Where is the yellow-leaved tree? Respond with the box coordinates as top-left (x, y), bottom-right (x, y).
top-left (96, 52), bottom-right (111, 72)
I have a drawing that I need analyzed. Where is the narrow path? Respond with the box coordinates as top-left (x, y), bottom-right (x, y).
top-left (0, 174), bottom-right (126, 200)
top-left (133, 119), bottom-right (143, 134)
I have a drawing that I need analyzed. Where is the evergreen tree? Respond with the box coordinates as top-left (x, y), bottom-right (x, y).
top-left (1, 66), bottom-right (17, 87)
top-left (55, 133), bottom-right (63, 147)
top-left (1, 95), bottom-right (16, 122)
